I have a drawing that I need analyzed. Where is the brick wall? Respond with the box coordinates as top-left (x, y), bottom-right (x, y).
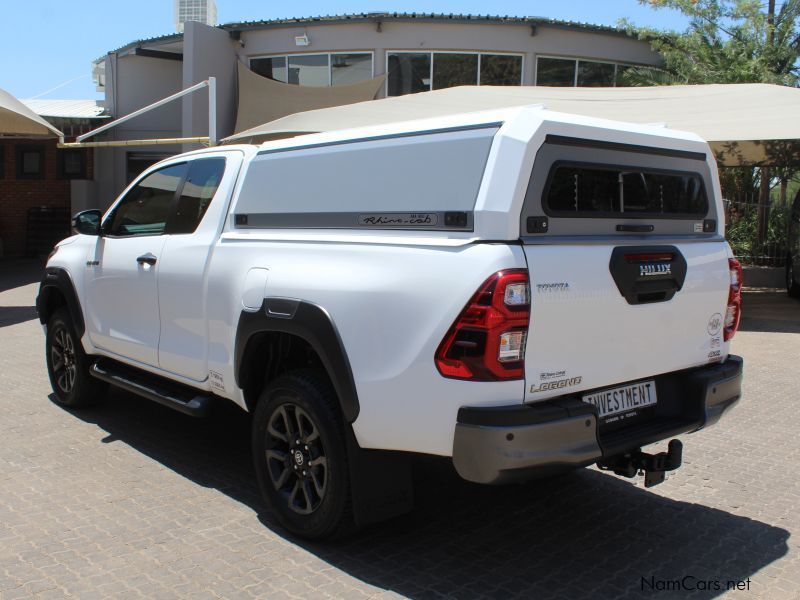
top-left (0, 138), bottom-right (93, 258)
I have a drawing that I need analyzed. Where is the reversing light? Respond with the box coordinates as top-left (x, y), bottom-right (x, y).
top-left (435, 269), bottom-right (530, 381)
top-left (498, 330), bottom-right (526, 362)
top-left (504, 282), bottom-right (530, 306)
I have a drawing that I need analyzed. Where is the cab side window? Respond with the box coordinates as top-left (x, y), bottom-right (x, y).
top-left (167, 158), bottom-right (226, 234)
top-left (106, 163), bottom-right (187, 237)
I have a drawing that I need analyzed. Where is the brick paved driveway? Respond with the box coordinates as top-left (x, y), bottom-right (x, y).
top-left (0, 260), bottom-right (798, 599)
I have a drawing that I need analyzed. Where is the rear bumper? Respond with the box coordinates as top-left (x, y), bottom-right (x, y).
top-left (452, 355), bottom-right (743, 484)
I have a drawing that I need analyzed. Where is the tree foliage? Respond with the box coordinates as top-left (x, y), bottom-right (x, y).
top-left (621, 0), bottom-right (800, 86)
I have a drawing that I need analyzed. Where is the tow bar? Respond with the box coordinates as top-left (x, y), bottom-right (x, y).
top-left (597, 439), bottom-right (683, 488)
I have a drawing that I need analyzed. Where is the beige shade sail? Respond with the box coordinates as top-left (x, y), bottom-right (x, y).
top-left (0, 87), bottom-right (63, 137)
top-left (225, 83), bottom-right (800, 166)
top-left (234, 62), bottom-right (386, 134)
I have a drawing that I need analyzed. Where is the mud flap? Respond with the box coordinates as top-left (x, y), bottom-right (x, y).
top-left (345, 426), bottom-right (414, 527)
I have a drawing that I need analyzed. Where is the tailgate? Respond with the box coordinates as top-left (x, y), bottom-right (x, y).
top-left (522, 242), bottom-right (731, 402)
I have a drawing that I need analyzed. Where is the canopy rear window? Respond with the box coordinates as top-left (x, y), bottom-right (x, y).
top-left (545, 163), bottom-right (708, 219)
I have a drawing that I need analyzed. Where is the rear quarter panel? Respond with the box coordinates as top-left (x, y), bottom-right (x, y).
top-left (205, 237), bottom-right (527, 456)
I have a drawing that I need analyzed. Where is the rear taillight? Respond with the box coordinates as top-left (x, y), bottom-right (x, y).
top-left (724, 258), bottom-right (743, 341)
top-left (435, 269), bottom-right (530, 381)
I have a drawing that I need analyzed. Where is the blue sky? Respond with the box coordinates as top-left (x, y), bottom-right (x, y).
top-left (0, 1), bottom-right (690, 100)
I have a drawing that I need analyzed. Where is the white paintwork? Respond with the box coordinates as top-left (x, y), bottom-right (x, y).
top-left (155, 150), bottom-right (243, 381)
top-left (84, 235), bottom-right (165, 366)
top-left (522, 242), bottom-right (731, 403)
top-left (241, 268), bottom-right (270, 311)
top-left (47, 106), bottom-right (733, 458)
top-left (236, 126), bottom-right (496, 215)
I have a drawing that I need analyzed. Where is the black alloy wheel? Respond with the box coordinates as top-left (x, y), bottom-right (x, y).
top-left (265, 403), bottom-right (328, 514)
top-left (252, 371), bottom-right (353, 539)
top-left (50, 325), bottom-right (77, 395)
top-left (45, 307), bottom-right (107, 407)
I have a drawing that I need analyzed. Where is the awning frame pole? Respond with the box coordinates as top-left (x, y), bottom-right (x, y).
top-left (58, 137), bottom-right (210, 149)
top-left (75, 77), bottom-right (217, 145)
top-left (208, 77), bottom-right (217, 147)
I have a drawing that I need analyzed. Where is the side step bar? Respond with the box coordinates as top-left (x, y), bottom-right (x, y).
top-left (90, 360), bottom-right (213, 417)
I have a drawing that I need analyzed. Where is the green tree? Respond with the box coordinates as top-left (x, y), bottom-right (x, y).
top-left (622, 0), bottom-right (800, 86)
top-left (622, 0), bottom-right (800, 258)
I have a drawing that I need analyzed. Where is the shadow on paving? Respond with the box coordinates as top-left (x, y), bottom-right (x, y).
top-left (0, 305), bottom-right (40, 328)
top-left (0, 259), bottom-right (44, 294)
top-left (740, 289), bottom-right (800, 334)
top-left (59, 389), bottom-right (789, 600)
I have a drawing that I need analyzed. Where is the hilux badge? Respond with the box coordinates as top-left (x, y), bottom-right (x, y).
top-left (639, 263), bottom-right (671, 277)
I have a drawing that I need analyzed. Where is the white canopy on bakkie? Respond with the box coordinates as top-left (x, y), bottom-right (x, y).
top-left (0, 86), bottom-right (63, 137)
top-left (223, 83), bottom-right (800, 166)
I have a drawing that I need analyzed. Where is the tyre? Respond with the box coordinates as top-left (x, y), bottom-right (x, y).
top-left (252, 370), bottom-right (353, 539)
top-left (45, 307), bottom-right (107, 407)
top-left (787, 257), bottom-right (800, 298)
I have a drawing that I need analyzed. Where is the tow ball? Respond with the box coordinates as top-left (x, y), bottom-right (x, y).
top-left (597, 439), bottom-right (683, 488)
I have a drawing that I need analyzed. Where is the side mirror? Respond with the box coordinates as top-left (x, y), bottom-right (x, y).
top-left (72, 209), bottom-right (102, 236)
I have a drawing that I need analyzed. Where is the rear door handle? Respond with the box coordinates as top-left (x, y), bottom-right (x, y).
top-left (136, 253), bottom-right (157, 266)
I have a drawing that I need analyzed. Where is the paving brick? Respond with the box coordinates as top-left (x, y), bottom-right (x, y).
top-left (0, 263), bottom-right (798, 599)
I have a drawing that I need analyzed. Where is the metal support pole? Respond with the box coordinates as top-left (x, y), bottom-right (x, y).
top-left (208, 76), bottom-right (217, 147)
top-left (58, 137), bottom-right (210, 149)
top-left (77, 79), bottom-right (210, 143)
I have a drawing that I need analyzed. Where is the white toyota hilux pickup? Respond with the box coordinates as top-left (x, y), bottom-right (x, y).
top-left (37, 106), bottom-right (744, 539)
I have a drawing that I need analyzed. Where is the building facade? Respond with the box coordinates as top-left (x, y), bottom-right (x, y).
top-left (90, 14), bottom-right (663, 209)
top-left (0, 100), bottom-right (105, 257)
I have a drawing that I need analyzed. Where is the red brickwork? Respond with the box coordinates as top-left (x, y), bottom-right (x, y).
top-left (0, 138), bottom-right (93, 257)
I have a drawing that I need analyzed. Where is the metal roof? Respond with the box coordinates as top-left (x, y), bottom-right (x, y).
top-left (21, 99), bottom-right (107, 120)
top-left (221, 13), bottom-right (626, 34)
top-left (106, 12), bottom-right (630, 56)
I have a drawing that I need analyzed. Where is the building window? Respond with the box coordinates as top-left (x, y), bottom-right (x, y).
top-left (331, 53), bottom-right (373, 85)
top-left (615, 64), bottom-right (633, 86)
top-left (577, 60), bottom-right (616, 87)
top-left (433, 53), bottom-right (479, 89)
top-left (536, 56), bottom-right (637, 87)
top-left (249, 52), bottom-right (374, 86)
top-left (16, 145), bottom-right (44, 180)
top-left (387, 52), bottom-right (523, 96)
top-left (536, 57), bottom-right (578, 86)
top-left (250, 56), bottom-right (287, 82)
top-left (58, 149), bottom-right (87, 180)
top-left (288, 54), bottom-right (329, 86)
top-left (481, 54), bottom-right (523, 86)
top-left (387, 53), bottom-right (431, 96)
